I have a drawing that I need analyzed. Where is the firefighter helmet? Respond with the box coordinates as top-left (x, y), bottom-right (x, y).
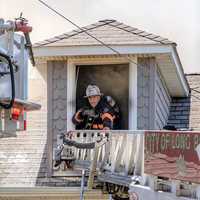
top-left (84, 85), bottom-right (103, 98)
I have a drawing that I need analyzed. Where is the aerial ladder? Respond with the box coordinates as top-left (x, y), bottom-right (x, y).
top-left (0, 15), bottom-right (40, 134)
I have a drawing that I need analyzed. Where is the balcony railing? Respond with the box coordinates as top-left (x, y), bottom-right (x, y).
top-left (54, 130), bottom-right (144, 182)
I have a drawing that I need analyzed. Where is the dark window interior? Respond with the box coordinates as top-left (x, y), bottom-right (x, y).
top-left (76, 64), bottom-right (129, 129)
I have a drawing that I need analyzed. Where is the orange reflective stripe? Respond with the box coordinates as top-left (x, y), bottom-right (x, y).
top-left (92, 124), bottom-right (98, 129)
top-left (98, 124), bottom-right (104, 129)
top-left (101, 113), bottom-right (114, 121)
top-left (92, 124), bottom-right (103, 129)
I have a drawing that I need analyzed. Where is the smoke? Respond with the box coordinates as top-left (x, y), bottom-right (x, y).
top-left (1, 0), bottom-right (199, 72)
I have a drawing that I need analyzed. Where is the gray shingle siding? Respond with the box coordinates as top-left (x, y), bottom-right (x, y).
top-left (167, 97), bottom-right (190, 129)
top-left (52, 61), bottom-right (68, 147)
top-left (167, 74), bottom-right (200, 130)
top-left (154, 69), bottom-right (171, 129)
top-left (137, 57), bottom-right (155, 130)
top-left (137, 57), bottom-right (171, 130)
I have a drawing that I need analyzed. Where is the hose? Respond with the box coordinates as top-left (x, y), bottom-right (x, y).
top-left (0, 52), bottom-right (15, 109)
top-left (63, 138), bottom-right (95, 149)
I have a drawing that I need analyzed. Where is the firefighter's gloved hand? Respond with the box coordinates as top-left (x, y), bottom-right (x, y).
top-left (75, 109), bottom-right (84, 122)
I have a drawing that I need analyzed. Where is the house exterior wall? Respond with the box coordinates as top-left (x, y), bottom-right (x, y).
top-left (154, 68), bottom-right (171, 129)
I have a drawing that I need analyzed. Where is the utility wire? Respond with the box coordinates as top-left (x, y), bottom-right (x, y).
top-left (37, 0), bottom-right (137, 66)
top-left (191, 94), bottom-right (200, 101)
top-left (191, 86), bottom-right (200, 90)
top-left (191, 88), bottom-right (200, 94)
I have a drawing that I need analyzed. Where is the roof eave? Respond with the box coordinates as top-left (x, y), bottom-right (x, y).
top-left (33, 44), bottom-right (172, 58)
top-left (170, 45), bottom-right (190, 97)
top-left (33, 44), bottom-right (189, 97)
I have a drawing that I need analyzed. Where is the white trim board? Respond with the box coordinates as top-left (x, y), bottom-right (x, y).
top-left (66, 59), bottom-right (76, 131)
top-left (129, 58), bottom-right (137, 129)
top-left (34, 44), bottom-right (172, 57)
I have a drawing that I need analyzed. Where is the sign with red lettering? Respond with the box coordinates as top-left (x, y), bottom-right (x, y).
top-left (144, 131), bottom-right (200, 183)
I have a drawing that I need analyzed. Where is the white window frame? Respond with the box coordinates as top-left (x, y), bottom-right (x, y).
top-left (67, 56), bottom-right (138, 130)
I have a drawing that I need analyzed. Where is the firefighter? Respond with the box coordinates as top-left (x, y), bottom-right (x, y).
top-left (72, 85), bottom-right (120, 130)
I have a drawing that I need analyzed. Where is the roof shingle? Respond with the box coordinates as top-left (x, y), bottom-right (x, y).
top-left (34, 19), bottom-right (175, 48)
